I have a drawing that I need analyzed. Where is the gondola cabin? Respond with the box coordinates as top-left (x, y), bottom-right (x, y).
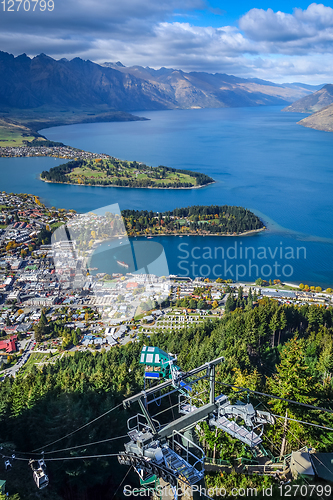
top-left (29, 459), bottom-right (49, 489)
top-left (139, 346), bottom-right (178, 380)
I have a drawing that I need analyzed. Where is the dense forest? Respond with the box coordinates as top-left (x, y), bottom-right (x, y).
top-left (41, 160), bottom-right (79, 182)
top-left (1, 299), bottom-right (333, 499)
top-left (25, 139), bottom-right (65, 147)
top-left (121, 205), bottom-right (264, 235)
top-left (40, 159), bottom-right (214, 188)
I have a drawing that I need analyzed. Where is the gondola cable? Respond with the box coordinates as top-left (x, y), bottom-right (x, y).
top-left (32, 401), bottom-right (123, 452)
top-left (215, 381), bottom-right (333, 414)
top-left (2, 452), bottom-right (120, 462)
top-left (111, 465), bottom-right (133, 500)
top-left (6, 434), bottom-right (128, 457)
top-left (311, 454), bottom-right (333, 481)
top-left (272, 414), bottom-right (333, 432)
top-left (1, 452), bottom-right (213, 497)
top-left (5, 363), bottom-right (333, 493)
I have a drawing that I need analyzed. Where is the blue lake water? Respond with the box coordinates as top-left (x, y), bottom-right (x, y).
top-left (1, 106), bottom-right (333, 285)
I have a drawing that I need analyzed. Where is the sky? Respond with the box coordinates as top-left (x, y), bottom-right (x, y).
top-left (1, 1), bottom-right (333, 83)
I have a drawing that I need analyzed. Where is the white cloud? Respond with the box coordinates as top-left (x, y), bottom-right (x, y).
top-left (239, 3), bottom-right (333, 54)
top-left (240, 54), bottom-right (333, 83)
top-left (0, 1), bottom-right (332, 83)
top-left (295, 3), bottom-right (333, 27)
top-left (153, 23), bottom-right (251, 56)
top-left (239, 8), bottom-right (315, 42)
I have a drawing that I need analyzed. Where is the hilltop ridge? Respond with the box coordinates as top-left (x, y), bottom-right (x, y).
top-left (282, 83), bottom-right (333, 132)
top-left (0, 51), bottom-right (322, 117)
top-left (283, 84), bottom-right (333, 114)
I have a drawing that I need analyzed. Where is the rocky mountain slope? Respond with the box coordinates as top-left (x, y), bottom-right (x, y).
top-left (283, 84), bottom-right (333, 113)
top-left (282, 83), bottom-right (333, 132)
top-left (297, 103), bottom-right (333, 132)
top-left (0, 52), bottom-right (176, 112)
top-left (102, 62), bottom-right (320, 109)
top-left (0, 51), bottom-right (321, 115)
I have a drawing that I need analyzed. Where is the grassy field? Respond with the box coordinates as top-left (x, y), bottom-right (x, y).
top-left (50, 221), bottom-right (65, 231)
top-left (19, 351), bottom-right (61, 374)
top-left (21, 352), bottom-right (48, 373)
top-left (67, 160), bottom-right (198, 187)
top-left (262, 283), bottom-right (300, 291)
top-left (0, 119), bottom-right (37, 147)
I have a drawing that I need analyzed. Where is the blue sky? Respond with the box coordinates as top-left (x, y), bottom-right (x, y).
top-left (0, 1), bottom-right (333, 83)
top-left (174, 1), bottom-right (333, 25)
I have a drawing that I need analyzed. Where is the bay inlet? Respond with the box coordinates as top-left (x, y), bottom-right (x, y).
top-left (1, 106), bottom-right (333, 285)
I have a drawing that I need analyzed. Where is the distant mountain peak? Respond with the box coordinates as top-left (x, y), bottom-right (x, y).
top-left (283, 83), bottom-right (333, 114)
top-left (36, 53), bottom-right (53, 59)
top-left (102, 61), bottom-right (126, 68)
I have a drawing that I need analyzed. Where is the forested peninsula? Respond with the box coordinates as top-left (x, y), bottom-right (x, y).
top-left (121, 205), bottom-right (265, 236)
top-left (41, 158), bottom-right (214, 189)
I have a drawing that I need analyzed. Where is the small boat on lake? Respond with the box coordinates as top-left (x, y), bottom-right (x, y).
top-left (117, 259), bottom-right (129, 269)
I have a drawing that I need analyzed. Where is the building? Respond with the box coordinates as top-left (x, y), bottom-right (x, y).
top-left (126, 281), bottom-right (139, 290)
top-left (290, 451), bottom-right (315, 480)
top-left (311, 453), bottom-right (333, 482)
top-left (3, 326), bottom-right (19, 335)
top-left (0, 335), bottom-right (17, 353)
top-left (83, 334), bottom-right (94, 342)
top-left (261, 288), bottom-right (296, 299)
top-left (105, 327), bottom-right (115, 336)
top-left (0, 480), bottom-right (6, 494)
top-left (106, 336), bottom-right (118, 346)
top-left (10, 259), bottom-right (23, 270)
top-left (0, 277), bottom-right (13, 290)
top-left (94, 338), bottom-right (104, 346)
top-left (143, 315), bottom-right (154, 323)
top-left (7, 290), bottom-right (21, 301)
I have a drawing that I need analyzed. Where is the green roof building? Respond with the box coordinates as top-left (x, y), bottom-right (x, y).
top-left (0, 479), bottom-right (6, 494)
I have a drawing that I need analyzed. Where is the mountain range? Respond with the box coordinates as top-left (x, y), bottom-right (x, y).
top-left (0, 51), bottom-right (323, 115)
top-left (283, 84), bottom-right (333, 114)
top-left (283, 84), bottom-right (333, 132)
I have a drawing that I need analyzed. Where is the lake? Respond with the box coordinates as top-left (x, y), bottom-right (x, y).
top-left (1, 106), bottom-right (333, 285)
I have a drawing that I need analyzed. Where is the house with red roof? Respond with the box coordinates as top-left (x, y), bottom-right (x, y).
top-left (0, 335), bottom-right (17, 353)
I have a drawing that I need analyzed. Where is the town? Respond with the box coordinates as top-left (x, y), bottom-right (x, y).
top-left (0, 191), bottom-right (332, 380)
top-left (0, 144), bottom-right (111, 160)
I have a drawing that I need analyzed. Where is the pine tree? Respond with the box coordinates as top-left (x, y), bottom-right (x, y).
top-left (267, 336), bottom-right (320, 449)
top-left (40, 308), bottom-right (47, 326)
top-left (225, 293), bottom-right (235, 313)
top-left (34, 322), bottom-right (45, 343)
top-left (269, 310), bottom-right (279, 348)
top-left (245, 312), bottom-right (258, 346)
top-left (277, 309), bottom-right (287, 345)
top-left (268, 336), bottom-right (318, 406)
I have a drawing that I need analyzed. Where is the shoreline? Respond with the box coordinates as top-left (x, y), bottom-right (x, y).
top-left (86, 228), bottom-right (266, 269)
top-left (39, 175), bottom-right (216, 190)
top-left (85, 228), bottom-right (267, 268)
top-left (133, 227), bottom-right (266, 237)
top-left (92, 227), bottom-right (266, 241)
